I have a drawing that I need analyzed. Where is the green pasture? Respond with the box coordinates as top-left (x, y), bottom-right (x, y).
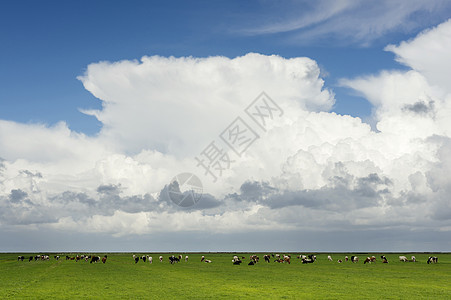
top-left (0, 252), bottom-right (449, 299)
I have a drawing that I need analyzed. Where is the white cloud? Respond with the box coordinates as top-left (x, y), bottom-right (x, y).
top-left (241, 0), bottom-right (451, 46)
top-left (1, 20), bottom-right (451, 249)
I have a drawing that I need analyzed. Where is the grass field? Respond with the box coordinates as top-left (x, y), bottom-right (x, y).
top-left (1, 252), bottom-right (450, 299)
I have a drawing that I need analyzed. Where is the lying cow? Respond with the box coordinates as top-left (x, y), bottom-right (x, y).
top-left (232, 256), bottom-right (242, 265)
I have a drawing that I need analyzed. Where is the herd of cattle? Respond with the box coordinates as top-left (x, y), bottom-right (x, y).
top-left (17, 255), bottom-right (108, 264)
top-left (17, 254), bottom-right (439, 265)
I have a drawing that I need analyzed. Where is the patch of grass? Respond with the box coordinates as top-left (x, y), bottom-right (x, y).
top-left (0, 253), bottom-right (449, 299)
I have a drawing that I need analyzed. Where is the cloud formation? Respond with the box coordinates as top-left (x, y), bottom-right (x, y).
top-left (240, 0), bottom-right (451, 46)
top-left (1, 20), bottom-right (451, 250)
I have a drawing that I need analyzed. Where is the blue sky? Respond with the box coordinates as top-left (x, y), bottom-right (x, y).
top-left (1, 0), bottom-right (439, 134)
top-left (1, 1), bottom-right (451, 251)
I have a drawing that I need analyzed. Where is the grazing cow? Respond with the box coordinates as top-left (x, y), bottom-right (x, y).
top-left (364, 256), bottom-right (376, 264)
top-left (201, 256), bottom-right (205, 262)
top-left (18, 256), bottom-right (24, 261)
top-left (148, 256), bottom-right (153, 264)
top-left (134, 256), bottom-right (139, 264)
top-left (248, 260), bottom-right (255, 265)
top-left (399, 256), bottom-right (408, 262)
top-left (54, 256), bottom-right (60, 261)
top-left (178, 255), bottom-right (183, 261)
top-left (274, 259), bottom-right (284, 263)
top-left (249, 255), bottom-right (259, 263)
top-left (351, 256), bottom-right (358, 263)
top-left (345, 256), bottom-right (348, 262)
top-left (159, 256), bottom-right (163, 262)
top-left (337, 259), bottom-right (343, 263)
top-left (381, 255), bottom-right (388, 263)
top-left (29, 256), bottom-right (33, 262)
top-left (185, 256), bottom-right (188, 262)
top-left (66, 255), bottom-right (70, 260)
top-left (297, 255), bottom-right (307, 260)
top-left (141, 255), bottom-right (147, 263)
top-left (427, 256), bottom-right (438, 264)
top-left (411, 256), bottom-right (416, 262)
top-left (204, 259), bottom-right (212, 263)
top-left (169, 255), bottom-right (180, 264)
top-left (275, 254), bottom-right (280, 259)
top-left (90, 256), bottom-right (101, 263)
top-left (264, 255), bottom-right (271, 263)
top-left (102, 255), bottom-right (107, 264)
top-left (284, 255), bottom-right (291, 264)
top-left (327, 255), bottom-right (333, 261)
top-left (308, 255), bottom-right (317, 261)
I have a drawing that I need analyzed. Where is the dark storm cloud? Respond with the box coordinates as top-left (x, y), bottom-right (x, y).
top-left (9, 189), bottom-right (29, 204)
top-left (402, 100), bottom-right (435, 116)
top-left (158, 184), bottom-right (222, 211)
top-left (227, 174), bottom-right (392, 211)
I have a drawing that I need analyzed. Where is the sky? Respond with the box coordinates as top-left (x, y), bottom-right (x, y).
top-left (1, 0), bottom-right (451, 252)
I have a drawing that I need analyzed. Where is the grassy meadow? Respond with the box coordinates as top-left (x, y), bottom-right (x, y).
top-left (0, 252), bottom-right (450, 299)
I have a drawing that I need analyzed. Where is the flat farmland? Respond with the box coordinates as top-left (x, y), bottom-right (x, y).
top-left (1, 253), bottom-right (450, 299)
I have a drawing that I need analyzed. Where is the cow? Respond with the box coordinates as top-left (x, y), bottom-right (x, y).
top-left (134, 256), bottom-right (139, 264)
top-left (351, 256), bottom-right (358, 263)
top-left (327, 255), bottom-right (333, 261)
top-left (284, 255), bottom-right (291, 264)
top-left (381, 255), bottom-right (388, 263)
top-left (302, 258), bottom-right (314, 264)
top-left (204, 259), bottom-right (212, 263)
top-left (249, 255), bottom-right (259, 263)
top-left (169, 255), bottom-right (180, 264)
top-left (427, 256), bottom-right (438, 264)
top-left (337, 259), bottom-right (343, 263)
top-left (308, 255), bottom-right (317, 261)
top-left (54, 256), bottom-right (60, 261)
top-left (185, 256), bottom-right (188, 262)
top-left (102, 255), bottom-right (107, 264)
top-left (364, 256), bottom-right (376, 264)
top-left (201, 256), bottom-right (205, 262)
top-left (178, 255), bottom-right (183, 261)
top-left (232, 256), bottom-right (242, 265)
top-left (141, 255), bottom-right (147, 263)
top-left (159, 256), bottom-right (163, 262)
top-left (29, 256), bottom-right (33, 262)
top-left (264, 255), bottom-right (271, 263)
top-left (248, 260), bottom-right (255, 265)
top-left (399, 256), bottom-right (408, 262)
top-left (345, 256), bottom-right (349, 262)
top-left (147, 256), bottom-right (153, 264)
top-left (411, 256), bottom-right (416, 262)
top-left (90, 256), bottom-right (101, 263)
top-left (17, 256), bottom-right (24, 261)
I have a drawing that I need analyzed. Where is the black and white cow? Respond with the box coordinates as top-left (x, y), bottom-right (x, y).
top-left (427, 256), bottom-right (438, 264)
top-left (90, 256), bottom-right (101, 263)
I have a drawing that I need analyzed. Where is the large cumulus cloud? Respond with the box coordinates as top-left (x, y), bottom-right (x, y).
top-left (1, 21), bottom-right (451, 250)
